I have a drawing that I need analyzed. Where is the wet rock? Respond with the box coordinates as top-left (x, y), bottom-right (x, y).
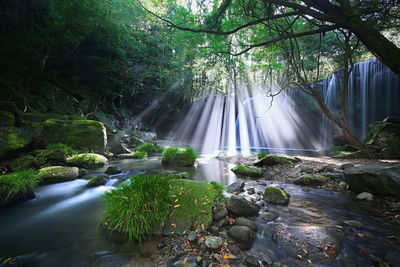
top-left (209, 225), bottom-right (219, 233)
top-left (196, 256), bottom-right (202, 264)
top-left (262, 255), bottom-right (273, 266)
top-left (344, 163), bottom-right (400, 195)
top-left (0, 253), bottom-right (37, 266)
top-left (324, 172), bottom-right (344, 180)
top-left (388, 202), bottom-right (400, 211)
top-left (317, 164), bottom-right (335, 173)
top-left (245, 255), bottom-right (261, 267)
top-left (188, 231), bottom-right (198, 243)
top-left (213, 207), bottom-right (228, 221)
top-left (227, 196), bottom-right (260, 216)
top-left (86, 175), bottom-right (109, 187)
top-left (260, 212), bottom-right (279, 222)
top-left (356, 192), bottom-right (373, 201)
top-left (301, 166), bottom-right (314, 174)
top-left (344, 220), bottom-right (363, 229)
top-left (272, 225), bottom-right (342, 264)
top-left (235, 217), bottom-right (257, 232)
top-left (263, 187), bottom-right (290, 205)
top-left (205, 236), bottom-right (222, 250)
top-left (157, 241), bottom-right (166, 249)
top-left (217, 218), bottom-right (228, 227)
top-left (139, 241), bottom-right (157, 258)
top-left (340, 163), bottom-right (355, 169)
top-left (90, 251), bottom-right (132, 267)
top-left (105, 166), bottom-right (121, 175)
top-left (232, 165), bottom-right (264, 177)
top-left (227, 225), bottom-right (255, 244)
top-left (0, 127), bottom-right (35, 159)
top-left (79, 168), bottom-right (88, 177)
top-left (38, 166), bottom-right (79, 184)
top-left (226, 181), bottom-right (245, 194)
top-left (66, 153), bottom-right (108, 169)
top-left (247, 188), bottom-right (255, 195)
top-left (293, 175), bottom-right (328, 186)
top-left (339, 181), bottom-right (348, 189)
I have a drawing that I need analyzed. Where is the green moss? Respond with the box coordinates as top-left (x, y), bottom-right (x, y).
top-left (132, 151), bottom-right (147, 159)
top-left (231, 164), bottom-right (263, 177)
top-left (257, 152), bottom-right (268, 159)
top-left (0, 111), bottom-right (15, 126)
top-left (162, 146), bottom-right (197, 166)
top-left (66, 153), bottom-right (108, 168)
top-left (167, 179), bottom-right (217, 233)
top-left (263, 186), bottom-right (290, 205)
top-left (254, 155), bottom-right (294, 166)
top-left (10, 155), bottom-right (39, 171)
top-left (86, 175), bottom-right (109, 187)
top-left (37, 166), bottom-right (79, 184)
top-left (210, 181), bottom-right (225, 201)
top-left (46, 143), bottom-right (78, 156)
top-left (137, 142), bottom-right (163, 153)
top-left (0, 127), bottom-right (33, 158)
top-left (165, 172), bottom-right (189, 180)
top-left (0, 169), bottom-right (39, 207)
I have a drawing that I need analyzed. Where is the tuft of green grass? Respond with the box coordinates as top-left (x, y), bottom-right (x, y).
top-left (137, 142), bottom-right (163, 153)
top-left (231, 164), bottom-right (264, 177)
top-left (132, 151), bottom-right (147, 159)
top-left (102, 174), bottom-right (170, 244)
top-left (210, 181), bottom-right (225, 202)
top-left (162, 146), bottom-right (197, 166)
top-left (46, 143), bottom-right (78, 156)
top-left (0, 169), bottom-right (39, 202)
top-left (257, 152), bottom-right (269, 159)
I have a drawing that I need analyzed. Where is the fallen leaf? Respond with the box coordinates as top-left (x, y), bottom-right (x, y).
top-left (357, 233), bottom-right (364, 238)
top-left (171, 223), bottom-right (176, 228)
top-left (303, 248), bottom-right (308, 254)
top-left (297, 255), bottom-right (303, 259)
top-left (174, 204), bottom-right (181, 208)
top-left (308, 259), bottom-right (312, 264)
top-left (195, 198), bottom-right (198, 205)
top-left (182, 257), bottom-right (187, 265)
top-left (171, 195), bottom-right (176, 197)
top-left (201, 223), bottom-right (205, 230)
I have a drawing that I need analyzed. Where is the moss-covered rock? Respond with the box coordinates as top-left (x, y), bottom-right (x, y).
top-left (263, 186), bottom-right (290, 205)
top-left (137, 142), bottom-right (163, 153)
top-left (36, 148), bottom-right (72, 166)
top-left (0, 111), bottom-right (15, 126)
top-left (162, 146), bottom-right (197, 167)
top-left (37, 166), bottom-right (79, 184)
top-left (164, 179), bottom-right (216, 234)
top-left (0, 169), bottom-right (39, 208)
top-left (66, 153), bottom-right (108, 169)
top-left (231, 164), bottom-right (263, 177)
top-left (293, 175), bottom-right (328, 186)
top-left (115, 151), bottom-right (147, 159)
top-left (41, 119), bottom-right (107, 153)
top-left (18, 112), bottom-right (71, 128)
top-left (86, 175), bottom-right (110, 187)
top-left (165, 172), bottom-right (189, 180)
top-left (0, 127), bottom-right (34, 159)
top-left (253, 155), bottom-right (296, 166)
top-left (10, 155), bottom-right (39, 172)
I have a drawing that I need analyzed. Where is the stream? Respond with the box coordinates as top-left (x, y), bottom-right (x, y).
top-left (0, 155), bottom-right (399, 266)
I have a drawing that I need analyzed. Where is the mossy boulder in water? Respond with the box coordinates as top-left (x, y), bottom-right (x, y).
top-left (10, 155), bottom-right (39, 171)
top-left (0, 127), bottom-right (34, 159)
top-left (0, 111), bottom-right (15, 126)
top-left (363, 116), bottom-right (400, 159)
top-left (66, 153), bottom-right (108, 169)
top-left (162, 146), bottom-right (197, 166)
top-left (231, 164), bottom-right (263, 177)
top-left (263, 186), bottom-right (290, 205)
top-left (293, 175), bottom-right (328, 186)
top-left (41, 119), bottom-right (107, 153)
top-left (38, 166), bottom-right (79, 184)
top-left (86, 175), bottom-right (110, 187)
top-left (253, 155), bottom-right (297, 166)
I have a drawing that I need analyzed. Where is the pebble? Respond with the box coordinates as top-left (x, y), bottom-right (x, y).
top-left (188, 231), bottom-right (198, 243)
top-left (205, 236), bottom-right (223, 250)
top-left (356, 192), bottom-right (373, 201)
top-left (245, 255), bottom-right (261, 267)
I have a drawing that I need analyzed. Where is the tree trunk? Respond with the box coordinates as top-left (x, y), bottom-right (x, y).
top-left (345, 16), bottom-right (400, 77)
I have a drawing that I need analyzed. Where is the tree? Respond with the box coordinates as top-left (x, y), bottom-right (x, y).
top-left (140, 0), bottom-right (400, 77)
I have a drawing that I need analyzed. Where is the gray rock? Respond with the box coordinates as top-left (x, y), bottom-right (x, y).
top-left (262, 255), bottom-right (273, 266)
top-left (245, 255), bottom-right (261, 267)
top-left (213, 207), bottom-right (228, 221)
top-left (235, 217), bottom-right (257, 232)
top-left (157, 241), bottom-right (166, 249)
top-left (317, 164), bottom-right (335, 173)
top-left (344, 163), bottom-right (400, 195)
top-left (356, 192), bottom-right (373, 201)
top-left (226, 181), bottom-right (245, 194)
top-left (339, 181), bottom-right (348, 189)
top-left (293, 175), bottom-right (328, 186)
top-left (227, 196), bottom-right (260, 216)
top-left (340, 163), bottom-right (355, 169)
top-left (217, 218), bottom-right (228, 227)
top-left (263, 187), bottom-right (290, 205)
top-left (38, 166), bottom-right (79, 184)
top-left (205, 236), bottom-right (223, 250)
top-left (227, 226), bottom-right (255, 244)
top-left (196, 256), bottom-right (202, 264)
top-left (188, 231), bottom-right (198, 243)
top-left (301, 166), bottom-right (314, 174)
top-left (105, 166), bottom-right (121, 175)
top-left (247, 188), bottom-right (255, 195)
top-left (260, 212), bottom-right (279, 222)
top-left (324, 172), bottom-right (344, 180)
top-left (344, 220), bottom-right (363, 228)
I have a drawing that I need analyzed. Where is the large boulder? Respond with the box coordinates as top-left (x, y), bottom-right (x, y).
top-left (363, 117), bottom-right (400, 159)
top-left (37, 166), bottom-right (79, 184)
top-left (227, 196), bottom-right (260, 216)
top-left (227, 225), bottom-right (255, 245)
top-left (293, 175), bottom-right (328, 186)
top-left (10, 155), bottom-right (39, 171)
top-left (263, 187), bottom-right (290, 205)
top-left (66, 153), bottom-right (108, 169)
top-left (344, 163), bottom-right (400, 196)
top-left (41, 119), bottom-right (107, 153)
top-left (0, 127), bottom-right (34, 159)
top-left (253, 155), bottom-right (296, 166)
top-left (231, 165), bottom-right (263, 177)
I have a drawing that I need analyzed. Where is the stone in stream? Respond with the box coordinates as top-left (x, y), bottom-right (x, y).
top-left (344, 163), bottom-right (400, 196)
top-left (227, 196), bottom-right (260, 216)
top-left (260, 212), bottom-right (279, 222)
top-left (344, 220), bottom-right (363, 229)
top-left (66, 153), bottom-right (108, 169)
top-left (356, 192), bottom-right (374, 201)
top-left (226, 181), bottom-right (245, 194)
top-left (105, 166), bottom-right (121, 175)
top-left (213, 206), bottom-right (228, 221)
top-left (38, 166), bottom-right (79, 184)
top-left (301, 166), bottom-right (314, 174)
top-left (187, 231), bottom-right (198, 243)
top-left (245, 255), bottom-right (262, 267)
top-left (227, 225), bottom-right (255, 245)
top-left (339, 181), bottom-right (348, 189)
top-left (247, 188), bottom-right (256, 195)
top-left (263, 187), bottom-right (290, 205)
top-left (293, 175), bottom-right (328, 186)
top-left (86, 175), bottom-right (110, 187)
top-left (340, 163), bottom-right (355, 170)
top-left (235, 217), bottom-right (257, 232)
top-left (205, 236), bottom-right (223, 250)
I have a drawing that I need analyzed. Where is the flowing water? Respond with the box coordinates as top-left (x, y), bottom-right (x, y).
top-left (1, 156), bottom-right (399, 266)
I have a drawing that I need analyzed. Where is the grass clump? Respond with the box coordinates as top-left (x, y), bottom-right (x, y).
top-left (137, 142), bottom-right (163, 153)
top-left (102, 174), bottom-right (170, 244)
top-left (231, 164), bottom-right (264, 177)
top-left (46, 143), bottom-right (78, 156)
top-left (0, 169), bottom-right (39, 206)
top-left (162, 146), bottom-right (197, 166)
top-left (132, 151), bottom-right (147, 159)
top-left (210, 181), bottom-right (225, 202)
top-left (257, 152), bottom-right (269, 159)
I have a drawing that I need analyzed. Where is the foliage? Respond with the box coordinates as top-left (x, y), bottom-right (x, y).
top-left (0, 169), bottom-right (39, 201)
top-left (162, 146), bottom-right (198, 166)
top-left (137, 142), bottom-right (163, 153)
top-left (231, 164), bottom-right (264, 177)
top-left (102, 174), bottom-right (170, 244)
top-left (132, 151), bottom-right (147, 159)
top-left (257, 152), bottom-right (268, 159)
top-left (46, 143), bottom-right (78, 156)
